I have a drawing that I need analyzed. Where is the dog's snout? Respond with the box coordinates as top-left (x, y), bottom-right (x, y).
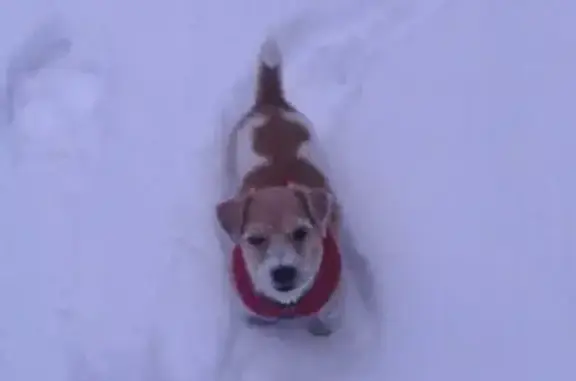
top-left (271, 266), bottom-right (297, 291)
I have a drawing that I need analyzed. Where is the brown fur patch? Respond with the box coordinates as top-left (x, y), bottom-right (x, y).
top-left (225, 39), bottom-right (340, 235)
top-left (240, 106), bottom-right (326, 193)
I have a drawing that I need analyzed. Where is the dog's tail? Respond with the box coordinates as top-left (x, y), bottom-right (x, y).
top-left (255, 38), bottom-right (291, 109)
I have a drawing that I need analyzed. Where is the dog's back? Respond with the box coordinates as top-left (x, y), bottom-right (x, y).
top-left (227, 39), bottom-right (329, 194)
top-left (218, 39), bottom-right (346, 336)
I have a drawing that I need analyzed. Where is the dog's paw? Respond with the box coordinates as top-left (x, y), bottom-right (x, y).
top-left (246, 315), bottom-right (278, 327)
top-left (307, 318), bottom-right (333, 337)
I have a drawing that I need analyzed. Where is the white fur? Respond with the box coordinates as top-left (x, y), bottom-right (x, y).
top-left (281, 110), bottom-right (314, 130)
top-left (255, 249), bottom-right (320, 305)
top-left (240, 218), bottom-right (322, 305)
top-left (259, 38), bottom-right (282, 68)
top-left (232, 110), bottom-right (323, 182)
top-left (282, 110), bottom-right (326, 169)
top-left (233, 113), bottom-right (269, 180)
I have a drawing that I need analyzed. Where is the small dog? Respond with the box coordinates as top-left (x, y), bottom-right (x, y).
top-left (216, 38), bottom-right (343, 336)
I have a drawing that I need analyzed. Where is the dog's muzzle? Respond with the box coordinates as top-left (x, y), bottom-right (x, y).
top-left (271, 265), bottom-right (297, 292)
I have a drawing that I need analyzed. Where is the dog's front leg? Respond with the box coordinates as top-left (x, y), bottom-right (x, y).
top-left (307, 286), bottom-right (342, 337)
top-left (307, 317), bottom-right (333, 336)
top-left (246, 315), bottom-right (279, 327)
top-left (338, 221), bottom-right (379, 315)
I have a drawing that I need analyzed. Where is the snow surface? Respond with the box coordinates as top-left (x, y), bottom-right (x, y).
top-left (1, 0), bottom-right (575, 380)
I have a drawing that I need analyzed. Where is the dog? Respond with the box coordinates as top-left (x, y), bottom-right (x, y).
top-left (216, 38), bottom-right (344, 337)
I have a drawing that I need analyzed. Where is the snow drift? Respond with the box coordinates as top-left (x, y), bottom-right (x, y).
top-left (0, 0), bottom-right (574, 380)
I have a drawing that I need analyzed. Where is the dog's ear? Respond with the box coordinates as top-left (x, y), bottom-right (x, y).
top-left (306, 188), bottom-right (334, 234)
top-left (289, 184), bottom-right (334, 235)
top-left (216, 193), bottom-right (252, 241)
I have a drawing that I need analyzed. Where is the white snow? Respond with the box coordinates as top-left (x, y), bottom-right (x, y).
top-left (1, 0), bottom-right (575, 380)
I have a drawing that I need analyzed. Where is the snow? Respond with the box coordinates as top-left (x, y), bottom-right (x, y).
top-left (0, 0), bottom-right (575, 380)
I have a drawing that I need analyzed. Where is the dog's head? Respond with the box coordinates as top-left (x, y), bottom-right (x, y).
top-left (216, 184), bottom-right (334, 304)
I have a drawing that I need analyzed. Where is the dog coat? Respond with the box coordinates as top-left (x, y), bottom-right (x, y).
top-left (231, 231), bottom-right (342, 320)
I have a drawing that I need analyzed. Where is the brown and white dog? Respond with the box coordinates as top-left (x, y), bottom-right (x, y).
top-left (216, 38), bottom-right (344, 336)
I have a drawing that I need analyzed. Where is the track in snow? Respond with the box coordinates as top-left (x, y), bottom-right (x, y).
top-left (1, 0), bottom-right (575, 381)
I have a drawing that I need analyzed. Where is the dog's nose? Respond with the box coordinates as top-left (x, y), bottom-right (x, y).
top-left (271, 266), bottom-right (297, 291)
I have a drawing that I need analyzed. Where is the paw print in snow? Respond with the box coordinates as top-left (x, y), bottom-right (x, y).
top-left (1, 20), bottom-right (105, 159)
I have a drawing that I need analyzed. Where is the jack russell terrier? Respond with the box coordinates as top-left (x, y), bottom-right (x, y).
top-left (216, 38), bottom-right (345, 337)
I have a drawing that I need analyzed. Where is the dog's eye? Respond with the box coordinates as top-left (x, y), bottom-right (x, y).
top-left (246, 235), bottom-right (267, 246)
top-left (291, 227), bottom-right (308, 242)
